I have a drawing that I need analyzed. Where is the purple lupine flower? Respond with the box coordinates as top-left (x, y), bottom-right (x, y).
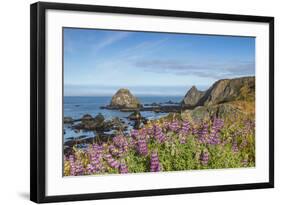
top-left (119, 163), bottom-right (128, 174)
top-left (200, 150), bottom-right (209, 166)
top-left (86, 144), bottom-right (104, 174)
top-left (243, 120), bottom-right (255, 136)
top-left (146, 127), bottom-right (154, 135)
top-left (89, 144), bottom-right (103, 161)
top-left (192, 127), bottom-right (199, 135)
top-left (153, 125), bottom-right (166, 143)
top-left (150, 151), bottom-right (161, 172)
top-left (169, 120), bottom-right (180, 132)
top-left (208, 118), bottom-right (224, 145)
top-left (69, 155), bottom-right (76, 176)
top-left (90, 156), bottom-right (103, 173)
top-left (178, 121), bottom-right (190, 144)
top-left (86, 163), bottom-right (95, 174)
top-left (113, 135), bottom-right (128, 149)
top-left (86, 162), bottom-right (101, 174)
top-left (140, 127), bottom-right (152, 136)
top-left (104, 154), bottom-right (120, 169)
top-left (212, 118), bottom-right (224, 130)
top-left (198, 123), bottom-right (209, 144)
top-left (181, 121), bottom-right (190, 134)
top-left (130, 129), bottom-right (139, 138)
top-left (208, 130), bottom-right (221, 145)
top-left (136, 136), bottom-right (148, 156)
top-left (109, 144), bottom-right (121, 157)
top-left (74, 160), bottom-right (85, 176)
top-left (232, 140), bottom-right (239, 153)
top-left (239, 120), bottom-right (254, 149)
top-left (109, 135), bottom-right (129, 157)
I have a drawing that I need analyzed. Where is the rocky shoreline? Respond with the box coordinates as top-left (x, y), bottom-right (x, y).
top-left (64, 76), bottom-right (255, 153)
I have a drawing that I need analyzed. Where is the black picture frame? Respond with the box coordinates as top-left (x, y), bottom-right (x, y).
top-left (30, 1), bottom-right (274, 203)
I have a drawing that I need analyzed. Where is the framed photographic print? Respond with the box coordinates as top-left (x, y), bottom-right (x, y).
top-left (30, 2), bottom-right (274, 203)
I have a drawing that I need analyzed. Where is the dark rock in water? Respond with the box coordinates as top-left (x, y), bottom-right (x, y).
top-left (75, 104), bottom-right (80, 107)
top-left (127, 111), bottom-right (147, 129)
top-left (64, 117), bottom-right (74, 124)
top-left (75, 113), bottom-right (104, 131)
top-left (119, 108), bottom-right (140, 112)
top-left (151, 102), bottom-right (160, 106)
top-left (109, 117), bottom-right (127, 131)
top-left (182, 86), bottom-right (205, 107)
top-left (140, 105), bottom-right (184, 113)
top-left (81, 114), bottom-right (94, 122)
top-left (93, 113), bottom-right (105, 125)
top-left (162, 100), bottom-right (179, 105)
top-left (73, 113), bottom-right (127, 133)
top-left (128, 111), bottom-right (142, 120)
top-left (146, 101), bottom-right (179, 107)
top-left (109, 88), bottom-right (142, 109)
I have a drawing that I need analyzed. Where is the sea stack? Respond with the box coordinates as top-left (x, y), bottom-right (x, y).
top-left (109, 88), bottom-right (142, 109)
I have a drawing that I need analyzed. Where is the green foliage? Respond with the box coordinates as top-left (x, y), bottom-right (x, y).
top-left (64, 115), bottom-right (255, 176)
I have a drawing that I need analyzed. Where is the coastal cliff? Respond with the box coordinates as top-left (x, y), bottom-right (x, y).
top-left (182, 76), bottom-right (255, 107)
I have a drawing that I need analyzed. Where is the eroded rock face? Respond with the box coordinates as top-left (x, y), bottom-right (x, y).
top-left (182, 86), bottom-right (205, 107)
top-left (182, 76), bottom-right (255, 107)
top-left (198, 76), bottom-right (255, 106)
top-left (181, 102), bottom-right (251, 123)
top-left (109, 88), bottom-right (141, 109)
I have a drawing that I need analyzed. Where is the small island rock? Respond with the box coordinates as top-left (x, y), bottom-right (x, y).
top-left (109, 88), bottom-right (142, 109)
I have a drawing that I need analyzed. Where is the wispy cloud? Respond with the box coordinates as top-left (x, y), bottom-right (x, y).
top-left (92, 32), bottom-right (131, 54)
top-left (134, 59), bottom-right (255, 79)
top-left (117, 37), bottom-right (169, 60)
top-left (91, 37), bottom-right (169, 71)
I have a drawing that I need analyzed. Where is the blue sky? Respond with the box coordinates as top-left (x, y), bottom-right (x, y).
top-left (64, 28), bottom-right (255, 96)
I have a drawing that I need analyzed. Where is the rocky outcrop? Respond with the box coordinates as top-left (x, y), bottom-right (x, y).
top-left (181, 101), bottom-right (254, 123)
top-left (81, 114), bottom-right (94, 123)
top-left (182, 76), bottom-right (255, 107)
top-left (198, 76), bottom-right (255, 106)
top-left (64, 117), bottom-right (74, 124)
top-left (73, 113), bottom-right (128, 133)
top-left (180, 76), bottom-right (255, 122)
top-left (109, 88), bottom-right (142, 109)
top-left (182, 86), bottom-right (205, 106)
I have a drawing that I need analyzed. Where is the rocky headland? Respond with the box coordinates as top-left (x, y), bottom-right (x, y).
top-left (181, 76), bottom-right (255, 122)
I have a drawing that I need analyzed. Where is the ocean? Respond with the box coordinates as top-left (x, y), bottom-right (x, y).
top-left (64, 96), bottom-right (182, 141)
